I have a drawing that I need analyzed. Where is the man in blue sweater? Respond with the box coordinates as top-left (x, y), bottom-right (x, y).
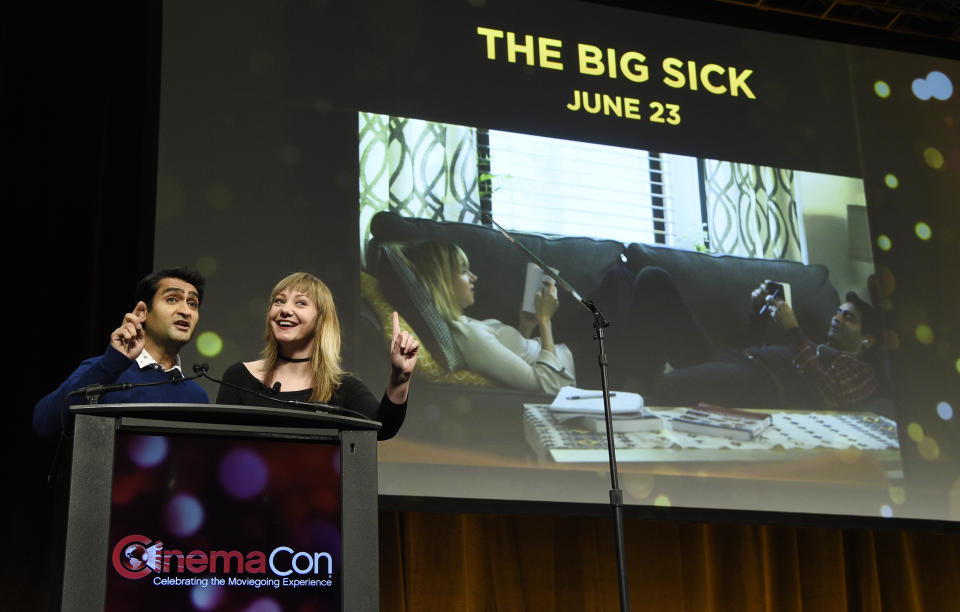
top-left (33, 267), bottom-right (210, 438)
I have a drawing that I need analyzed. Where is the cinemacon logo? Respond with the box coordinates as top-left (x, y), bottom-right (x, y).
top-left (112, 535), bottom-right (334, 580)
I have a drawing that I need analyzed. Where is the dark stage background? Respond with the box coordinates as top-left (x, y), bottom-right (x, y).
top-left (5, 1), bottom-right (958, 610)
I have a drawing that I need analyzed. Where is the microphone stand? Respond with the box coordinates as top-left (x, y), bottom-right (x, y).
top-left (51, 367), bottom-right (207, 480)
top-left (486, 216), bottom-right (631, 612)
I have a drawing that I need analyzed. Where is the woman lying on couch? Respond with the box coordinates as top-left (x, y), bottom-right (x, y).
top-left (384, 240), bottom-right (576, 394)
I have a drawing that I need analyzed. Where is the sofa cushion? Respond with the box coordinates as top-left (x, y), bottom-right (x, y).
top-left (623, 243), bottom-right (840, 348)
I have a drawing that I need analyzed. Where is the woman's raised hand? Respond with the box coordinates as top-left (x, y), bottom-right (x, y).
top-left (390, 311), bottom-right (419, 378)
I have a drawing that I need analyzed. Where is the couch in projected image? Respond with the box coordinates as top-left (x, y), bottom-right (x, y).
top-left (359, 211), bottom-right (879, 455)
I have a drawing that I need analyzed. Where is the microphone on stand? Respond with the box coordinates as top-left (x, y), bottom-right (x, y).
top-left (66, 366), bottom-right (204, 404)
top-left (192, 364), bottom-right (372, 421)
top-left (484, 214), bottom-right (586, 307)
top-left (485, 213), bottom-right (630, 611)
top-left (57, 364), bottom-right (207, 444)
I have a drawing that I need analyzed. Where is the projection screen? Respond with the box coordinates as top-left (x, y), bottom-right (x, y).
top-left (155, 0), bottom-right (959, 522)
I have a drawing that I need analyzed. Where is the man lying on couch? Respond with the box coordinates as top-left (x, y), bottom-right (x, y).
top-left (601, 266), bottom-right (880, 411)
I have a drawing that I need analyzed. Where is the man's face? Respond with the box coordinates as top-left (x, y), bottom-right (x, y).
top-left (827, 302), bottom-right (868, 353)
top-left (143, 278), bottom-right (200, 350)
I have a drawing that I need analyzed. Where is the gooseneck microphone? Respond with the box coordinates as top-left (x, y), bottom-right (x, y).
top-left (58, 364), bottom-right (206, 442)
top-left (193, 364), bottom-right (373, 422)
top-left (66, 366), bottom-right (203, 404)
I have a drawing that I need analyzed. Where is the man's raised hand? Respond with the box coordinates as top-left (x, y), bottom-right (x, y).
top-left (111, 301), bottom-right (148, 360)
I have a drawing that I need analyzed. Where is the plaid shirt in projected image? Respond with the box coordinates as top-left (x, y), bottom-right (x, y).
top-left (792, 341), bottom-right (877, 411)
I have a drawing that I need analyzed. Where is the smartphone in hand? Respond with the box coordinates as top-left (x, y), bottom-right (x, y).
top-left (763, 280), bottom-right (792, 308)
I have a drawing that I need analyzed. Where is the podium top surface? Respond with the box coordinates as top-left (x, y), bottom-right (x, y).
top-left (69, 402), bottom-right (382, 431)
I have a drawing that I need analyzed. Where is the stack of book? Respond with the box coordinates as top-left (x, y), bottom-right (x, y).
top-left (666, 403), bottom-right (772, 441)
top-left (549, 386), bottom-right (661, 433)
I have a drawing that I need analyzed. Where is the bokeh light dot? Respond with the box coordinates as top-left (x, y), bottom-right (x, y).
top-left (278, 144), bottom-right (301, 165)
top-left (249, 297), bottom-right (266, 317)
top-left (440, 420), bottom-right (467, 443)
top-left (906, 422), bottom-right (924, 442)
top-left (936, 401), bottom-right (953, 421)
top-left (219, 448), bottom-right (269, 499)
top-left (128, 435), bottom-right (168, 468)
top-left (196, 331), bottom-right (223, 357)
top-left (306, 521), bottom-right (341, 560)
top-left (196, 255), bottom-right (218, 277)
top-left (915, 222), bottom-right (932, 240)
top-left (877, 265), bottom-right (896, 297)
top-left (912, 71), bottom-right (954, 101)
top-left (156, 175), bottom-right (186, 223)
top-left (164, 494), bottom-right (204, 537)
top-left (246, 598), bottom-right (282, 612)
top-left (835, 448), bottom-right (862, 464)
top-left (248, 51), bottom-right (275, 75)
top-left (880, 505), bottom-right (894, 518)
top-left (653, 494), bottom-right (671, 507)
top-left (956, 357), bottom-right (960, 375)
top-left (918, 436), bottom-right (940, 461)
top-left (915, 324), bottom-right (934, 345)
top-left (204, 183), bottom-right (234, 211)
top-left (873, 81), bottom-right (890, 98)
top-left (884, 174), bottom-right (899, 189)
top-left (112, 474), bottom-right (142, 505)
top-left (191, 582), bottom-right (225, 610)
top-left (623, 474), bottom-right (655, 499)
top-left (888, 486), bottom-right (906, 504)
top-left (950, 478), bottom-right (960, 521)
top-left (883, 329), bottom-right (900, 350)
top-left (452, 395), bottom-right (472, 415)
top-left (422, 403), bottom-right (441, 423)
top-left (923, 147), bottom-right (944, 169)
top-left (875, 235), bottom-right (891, 251)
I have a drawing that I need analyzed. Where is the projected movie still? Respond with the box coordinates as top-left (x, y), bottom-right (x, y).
top-left (105, 432), bottom-right (341, 611)
top-left (357, 112), bottom-right (901, 511)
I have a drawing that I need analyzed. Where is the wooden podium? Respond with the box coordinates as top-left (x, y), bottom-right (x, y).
top-left (62, 403), bottom-right (381, 611)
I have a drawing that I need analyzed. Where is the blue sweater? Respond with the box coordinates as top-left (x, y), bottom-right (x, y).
top-left (33, 345), bottom-right (209, 439)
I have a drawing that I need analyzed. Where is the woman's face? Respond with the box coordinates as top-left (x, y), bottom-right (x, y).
top-left (452, 258), bottom-right (477, 311)
top-left (270, 287), bottom-right (319, 349)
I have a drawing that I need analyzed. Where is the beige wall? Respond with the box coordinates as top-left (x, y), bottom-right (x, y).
top-left (795, 171), bottom-right (875, 300)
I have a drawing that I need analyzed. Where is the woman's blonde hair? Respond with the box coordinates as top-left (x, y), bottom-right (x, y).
top-left (395, 241), bottom-right (470, 322)
top-left (261, 272), bottom-right (343, 402)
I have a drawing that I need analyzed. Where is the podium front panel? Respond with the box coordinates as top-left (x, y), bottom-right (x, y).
top-left (62, 411), bottom-right (379, 612)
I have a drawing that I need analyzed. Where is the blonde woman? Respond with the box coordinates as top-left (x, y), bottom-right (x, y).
top-left (394, 241), bottom-right (575, 394)
top-left (216, 272), bottom-right (418, 439)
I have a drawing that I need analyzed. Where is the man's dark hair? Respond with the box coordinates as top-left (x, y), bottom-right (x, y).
top-left (845, 291), bottom-right (879, 339)
top-left (135, 267), bottom-right (206, 309)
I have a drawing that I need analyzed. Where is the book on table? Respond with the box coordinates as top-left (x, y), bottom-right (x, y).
top-left (549, 385), bottom-right (643, 414)
top-left (548, 386), bottom-right (658, 433)
top-left (666, 403), bottom-right (772, 441)
top-left (554, 413), bottom-right (663, 433)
